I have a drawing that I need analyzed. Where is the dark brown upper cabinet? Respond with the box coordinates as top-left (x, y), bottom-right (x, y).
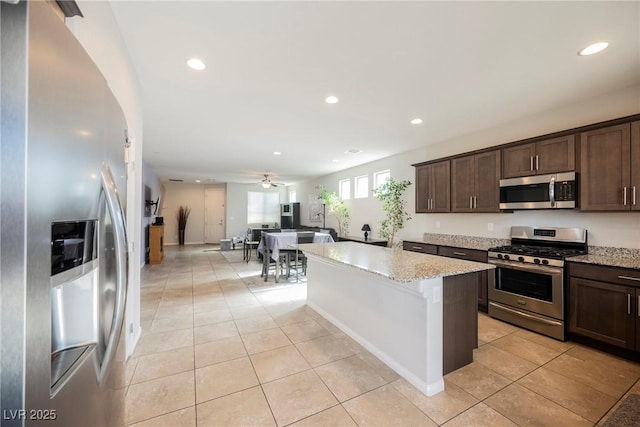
top-left (579, 122), bottom-right (639, 211)
top-left (415, 160), bottom-right (450, 213)
top-left (451, 150), bottom-right (501, 212)
top-left (502, 135), bottom-right (575, 179)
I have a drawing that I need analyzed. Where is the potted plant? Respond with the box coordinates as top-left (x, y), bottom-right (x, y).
top-left (372, 178), bottom-right (412, 247)
top-left (177, 205), bottom-right (191, 245)
top-left (316, 185), bottom-right (350, 237)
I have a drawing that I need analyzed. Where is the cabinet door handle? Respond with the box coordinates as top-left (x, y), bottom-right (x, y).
top-left (474, 196), bottom-right (477, 209)
top-left (628, 294), bottom-right (631, 315)
top-left (638, 295), bottom-right (640, 317)
top-left (530, 156), bottom-right (534, 171)
top-left (470, 196), bottom-right (473, 209)
top-left (623, 187), bottom-right (628, 206)
top-left (453, 251), bottom-right (467, 256)
top-left (430, 198), bottom-right (433, 210)
top-left (618, 275), bottom-right (640, 282)
top-left (411, 246), bottom-right (423, 250)
top-left (633, 186), bottom-right (637, 206)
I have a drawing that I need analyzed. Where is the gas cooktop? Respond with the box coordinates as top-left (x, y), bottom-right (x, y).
top-left (487, 226), bottom-right (588, 267)
top-left (489, 244), bottom-right (587, 260)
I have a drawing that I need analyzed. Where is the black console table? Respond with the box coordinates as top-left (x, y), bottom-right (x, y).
top-left (337, 236), bottom-right (388, 247)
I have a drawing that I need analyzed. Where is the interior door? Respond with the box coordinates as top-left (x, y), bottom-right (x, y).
top-left (205, 187), bottom-right (226, 244)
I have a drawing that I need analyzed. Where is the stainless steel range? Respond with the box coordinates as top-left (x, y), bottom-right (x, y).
top-left (487, 226), bottom-right (587, 341)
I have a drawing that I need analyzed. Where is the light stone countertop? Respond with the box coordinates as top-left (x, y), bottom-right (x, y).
top-left (404, 233), bottom-right (510, 251)
top-left (570, 246), bottom-right (640, 270)
top-left (403, 233), bottom-right (639, 270)
top-left (299, 241), bottom-right (494, 283)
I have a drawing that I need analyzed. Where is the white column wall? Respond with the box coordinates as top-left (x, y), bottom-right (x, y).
top-left (66, 1), bottom-right (144, 357)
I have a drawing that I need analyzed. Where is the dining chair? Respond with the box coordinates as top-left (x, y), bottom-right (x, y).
top-left (260, 232), bottom-right (287, 283)
top-left (293, 231), bottom-right (315, 280)
top-left (244, 228), bottom-right (260, 263)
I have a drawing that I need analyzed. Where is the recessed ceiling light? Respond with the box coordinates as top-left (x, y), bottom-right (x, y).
top-left (332, 159), bottom-right (340, 163)
top-left (578, 42), bottom-right (609, 56)
top-left (325, 95), bottom-right (339, 104)
top-left (186, 58), bottom-right (206, 70)
top-left (273, 151), bottom-right (281, 155)
top-left (410, 118), bottom-right (423, 125)
top-left (195, 180), bottom-right (201, 183)
top-left (345, 149), bottom-right (361, 154)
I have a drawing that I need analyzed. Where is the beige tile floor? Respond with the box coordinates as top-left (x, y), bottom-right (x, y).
top-left (125, 245), bottom-right (640, 426)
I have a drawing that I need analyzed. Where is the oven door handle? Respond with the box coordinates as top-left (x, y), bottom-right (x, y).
top-left (489, 302), bottom-right (563, 327)
top-left (488, 259), bottom-right (563, 275)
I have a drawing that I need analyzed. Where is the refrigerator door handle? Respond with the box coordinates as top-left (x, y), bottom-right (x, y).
top-left (98, 163), bottom-right (128, 383)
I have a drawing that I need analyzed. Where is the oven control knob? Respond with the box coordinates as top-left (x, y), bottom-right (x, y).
top-left (497, 254), bottom-right (503, 259)
top-left (533, 258), bottom-right (541, 264)
top-left (518, 256), bottom-right (524, 262)
top-left (503, 255), bottom-right (510, 260)
top-left (541, 259), bottom-right (549, 265)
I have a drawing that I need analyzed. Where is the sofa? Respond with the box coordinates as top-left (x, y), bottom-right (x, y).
top-left (296, 225), bottom-right (338, 242)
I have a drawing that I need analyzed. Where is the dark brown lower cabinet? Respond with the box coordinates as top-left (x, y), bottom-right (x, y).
top-left (443, 272), bottom-right (479, 374)
top-left (569, 263), bottom-right (640, 352)
top-left (403, 241), bottom-right (488, 312)
top-left (438, 246), bottom-right (488, 312)
top-left (402, 241), bottom-right (438, 254)
top-left (569, 277), bottom-right (636, 350)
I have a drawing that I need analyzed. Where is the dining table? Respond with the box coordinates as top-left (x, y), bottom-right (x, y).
top-left (258, 231), bottom-right (335, 261)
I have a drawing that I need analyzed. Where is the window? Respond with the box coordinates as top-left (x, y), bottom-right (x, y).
top-left (374, 170), bottom-right (391, 189)
top-left (247, 191), bottom-right (280, 224)
top-left (354, 175), bottom-right (369, 198)
top-left (289, 190), bottom-right (297, 203)
top-left (339, 179), bottom-right (351, 200)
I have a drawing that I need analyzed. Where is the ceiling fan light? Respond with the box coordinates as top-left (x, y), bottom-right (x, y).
top-left (261, 180), bottom-right (271, 188)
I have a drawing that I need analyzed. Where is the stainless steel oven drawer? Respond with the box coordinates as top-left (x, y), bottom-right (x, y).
top-left (489, 301), bottom-right (565, 340)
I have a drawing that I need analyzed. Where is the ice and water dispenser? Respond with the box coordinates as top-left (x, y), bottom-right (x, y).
top-left (50, 220), bottom-right (100, 393)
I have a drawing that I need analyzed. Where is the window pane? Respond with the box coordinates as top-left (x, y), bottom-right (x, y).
top-left (339, 179), bottom-right (351, 200)
top-left (374, 170), bottom-right (390, 189)
top-left (355, 175), bottom-right (369, 198)
top-left (247, 191), bottom-right (280, 224)
top-left (289, 190), bottom-right (297, 203)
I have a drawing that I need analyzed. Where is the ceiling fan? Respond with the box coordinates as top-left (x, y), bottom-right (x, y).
top-left (260, 174), bottom-right (284, 188)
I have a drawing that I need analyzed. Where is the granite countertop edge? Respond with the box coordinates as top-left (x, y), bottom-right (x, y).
top-left (300, 242), bottom-right (494, 283)
top-left (405, 233), bottom-right (510, 251)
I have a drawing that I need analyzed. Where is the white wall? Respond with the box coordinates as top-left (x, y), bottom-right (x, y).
top-left (290, 87), bottom-right (640, 249)
top-left (66, 1), bottom-right (144, 357)
top-left (161, 182), bottom-right (288, 244)
top-left (226, 184), bottom-right (287, 238)
top-left (160, 182), bottom-right (208, 245)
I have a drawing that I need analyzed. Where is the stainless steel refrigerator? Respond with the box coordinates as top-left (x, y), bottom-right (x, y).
top-left (1, 1), bottom-right (128, 425)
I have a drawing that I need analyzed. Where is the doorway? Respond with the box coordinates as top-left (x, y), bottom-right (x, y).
top-left (205, 187), bottom-right (226, 244)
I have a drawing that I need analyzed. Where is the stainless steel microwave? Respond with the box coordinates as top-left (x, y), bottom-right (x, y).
top-left (499, 172), bottom-right (577, 210)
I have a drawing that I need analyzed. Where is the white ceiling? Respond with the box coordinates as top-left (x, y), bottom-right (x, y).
top-left (109, 1), bottom-right (640, 185)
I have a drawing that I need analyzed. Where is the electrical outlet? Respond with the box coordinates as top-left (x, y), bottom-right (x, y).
top-left (487, 223), bottom-right (494, 231)
top-left (435, 221), bottom-right (441, 229)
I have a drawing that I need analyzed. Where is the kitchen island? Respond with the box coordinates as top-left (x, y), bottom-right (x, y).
top-left (300, 242), bottom-right (494, 396)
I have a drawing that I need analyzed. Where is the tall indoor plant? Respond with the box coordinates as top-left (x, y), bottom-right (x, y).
top-left (177, 205), bottom-right (191, 245)
top-left (316, 185), bottom-right (350, 237)
top-left (373, 178), bottom-right (412, 247)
